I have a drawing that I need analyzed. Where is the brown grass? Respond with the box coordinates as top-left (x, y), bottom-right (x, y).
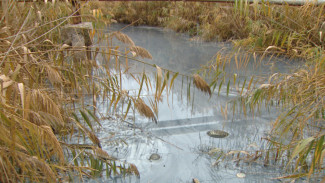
top-left (0, 1), bottom-right (139, 181)
top-left (112, 31), bottom-right (135, 46)
top-left (129, 46), bottom-right (153, 59)
top-left (193, 74), bottom-right (211, 96)
top-left (89, 1), bottom-right (325, 58)
top-left (135, 98), bottom-right (157, 123)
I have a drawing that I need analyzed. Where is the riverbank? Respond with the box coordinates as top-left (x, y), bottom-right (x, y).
top-left (85, 1), bottom-right (325, 60)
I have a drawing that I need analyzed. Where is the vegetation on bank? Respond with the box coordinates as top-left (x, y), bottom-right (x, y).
top-left (87, 1), bottom-right (325, 59)
top-left (0, 0), bottom-right (324, 182)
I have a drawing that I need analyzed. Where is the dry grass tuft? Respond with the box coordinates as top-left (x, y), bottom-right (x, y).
top-left (102, 2), bottom-right (325, 58)
top-left (0, 147), bottom-right (56, 182)
top-left (112, 31), bottom-right (135, 46)
top-left (129, 46), bottom-right (153, 59)
top-left (74, 121), bottom-right (102, 148)
top-left (30, 90), bottom-right (65, 128)
top-left (0, 1), bottom-right (139, 181)
top-left (45, 65), bottom-right (63, 85)
top-left (93, 147), bottom-right (116, 160)
top-left (193, 74), bottom-right (211, 96)
top-left (135, 98), bottom-right (157, 123)
top-left (87, 130), bottom-right (102, 148)
top-left (40, 125), bottom-right (65, 163)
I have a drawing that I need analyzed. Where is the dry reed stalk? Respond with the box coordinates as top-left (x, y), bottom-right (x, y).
top-left (156, 65), bottom-right (163, 90)
top-left (40, 125), bottom-right (65, 163)
top-left (193, 74), bottom-right (211, 96)
top-left (155, 65), bottom-right (163, 101)
top-left (28, 156), bottom-right (56, 181)
top-left (73, 120), bottom-right (102, 148)
top-left (45, 65), bottom-right (63, 85)
top-left (135, 98), bottom-right (157, 123)
top-left (0, 124), bottom-right (27, 154)
top-left (31, 90), bottom-right (64, 127)
top-left (112, 31), bottom-right (135, 46)
top-left (93, 147), bottom-right (116, 160)
top-left (88, 130), bottom-right (102, 148)
top-left (84, 126), bottom-right (101, 148)
top-left (0, 147), bottom-right (56, 182)
top-left (1, 2), bottom-right (138, 180)
top-left (129, 46), bottom-right (153, 59)
top-left (0, 74), bottom-right (14, 90)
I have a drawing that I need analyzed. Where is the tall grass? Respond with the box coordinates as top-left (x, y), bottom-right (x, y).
top-left (202, 50), bottom-right (325, 180)
top-left (90, 1), bottom-right (324, 59)
top-left (0, 1), bottom-right (145, 181)
top-left (0, 1), bottom-right (211, 181)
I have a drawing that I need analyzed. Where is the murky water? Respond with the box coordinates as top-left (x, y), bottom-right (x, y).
top-left (85, 24), bottom-right (303, 182)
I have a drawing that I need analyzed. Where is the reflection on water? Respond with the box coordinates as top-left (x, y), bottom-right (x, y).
top-left (86, 24), bottom-right (303, 182)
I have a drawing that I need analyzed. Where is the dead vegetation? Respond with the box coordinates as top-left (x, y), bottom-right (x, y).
top-left (193, 74), bottom-right (211, 97)
top-left (88, 1), bottom-right (325, 59)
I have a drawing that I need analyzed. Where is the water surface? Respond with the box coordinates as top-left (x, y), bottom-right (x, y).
top-left (88, 24), bottom-right (302, 182)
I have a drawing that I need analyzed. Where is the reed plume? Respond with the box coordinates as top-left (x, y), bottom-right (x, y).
top-left (129, 46), bottom-right (153, 59)
top-left (93, 147), bottom-right (116, 160)
top-left (193, 74), bottom-right (211, 96)
top-left (112, 31), bottom-right (135, 46)
top-left (135, 98), bottom-right (157, 123)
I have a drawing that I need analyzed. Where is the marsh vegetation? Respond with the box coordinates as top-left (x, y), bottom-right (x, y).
top-left (0, 0), bottom-right (324, 182)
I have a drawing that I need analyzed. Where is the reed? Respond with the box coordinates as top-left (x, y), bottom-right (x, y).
top-left (135, 98), bottom-right (157, 123)
top-left (193, 74), bottom-right (211, 96)
top-left (0, 1), bottom-right (148, 181)
top-left (90, 1), bottom-right (325, 58)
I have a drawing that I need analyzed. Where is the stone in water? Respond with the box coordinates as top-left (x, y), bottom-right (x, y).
top-left (207, 130), bottom-right (229, 138)
top-left (149, 153), bottom-right (161, 161)
top-left (237, 173), bottom-right (246, 178)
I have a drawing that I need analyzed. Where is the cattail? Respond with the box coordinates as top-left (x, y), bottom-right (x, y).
top-left (193, 74), bottom-right (211, 96)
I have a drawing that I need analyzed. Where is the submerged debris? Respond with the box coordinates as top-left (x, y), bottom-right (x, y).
top-left (149, 153), bottom-right (161, 161)
top-left (129, 163), bottom-right (140, 177)
top-left (236, 173), bottom-right (246, 178)
top-left (192, 178), bottom-right (200, 183)
top-left (207, 130), bottom-right (229, 138)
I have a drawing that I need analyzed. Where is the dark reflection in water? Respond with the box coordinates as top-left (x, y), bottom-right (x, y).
top-left (85, 24), bottom-right (304, 183)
